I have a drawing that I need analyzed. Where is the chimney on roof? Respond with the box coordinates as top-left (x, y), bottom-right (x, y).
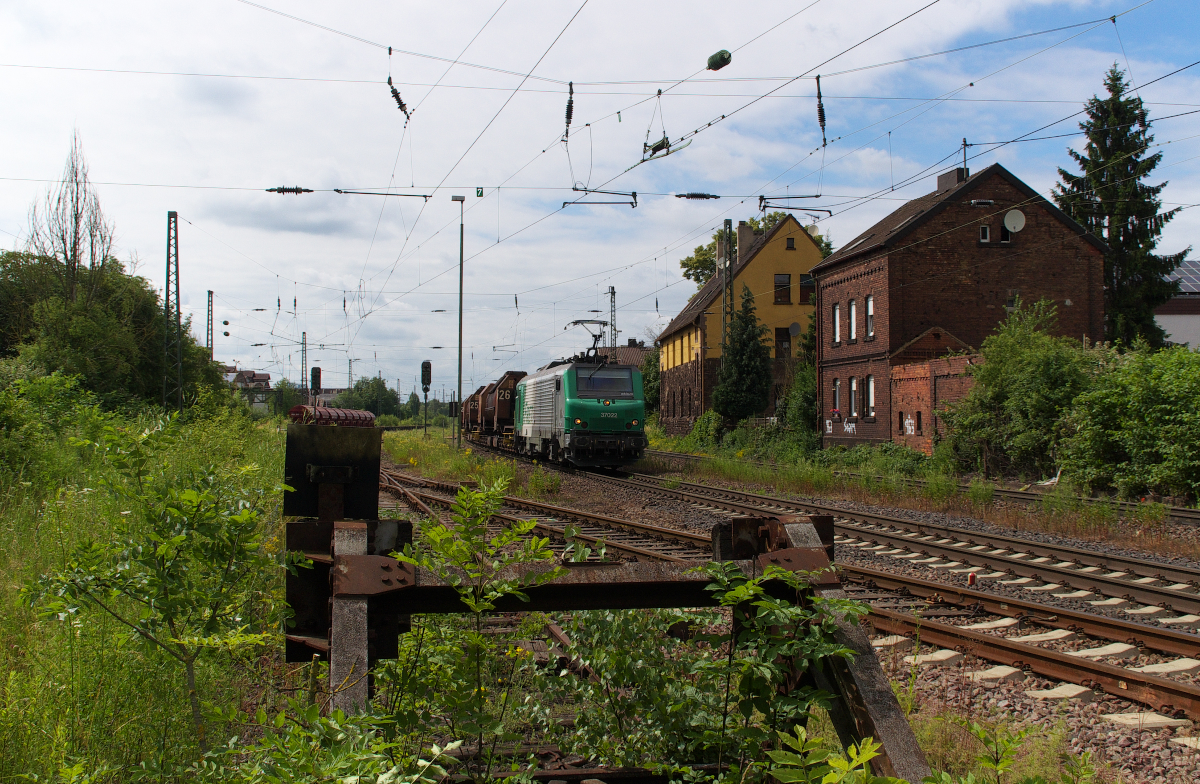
top-left (937, 168), bottom-right (969, 191)
top-left (737, 220), bottom-right (753, 265)
top-left (627, 338), bottom-right (638, 347)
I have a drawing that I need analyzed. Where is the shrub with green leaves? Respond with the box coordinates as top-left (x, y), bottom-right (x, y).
top-left (1059, 345), bottom-right (1200, 499)
top-left (942, 301), bottom-right (1101, 479)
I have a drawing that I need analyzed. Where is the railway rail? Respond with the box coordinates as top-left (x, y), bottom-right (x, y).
top-left (593, 471), bottom-right (1200, 622)
top-left (643, 449), bottom-right (1200, 527)
top-left (377, 464), bottom-right (1200, 719)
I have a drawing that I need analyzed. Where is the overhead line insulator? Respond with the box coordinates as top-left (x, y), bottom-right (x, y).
top-left (266, 186), bottom-right (314, 194)
top-left (816, 74), bottom-right (827, 148)
top-left (675, 192), bottom-right (720, 200)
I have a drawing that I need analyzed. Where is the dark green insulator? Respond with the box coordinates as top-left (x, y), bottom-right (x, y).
top-left (707, 49), bottom-right (732, 71)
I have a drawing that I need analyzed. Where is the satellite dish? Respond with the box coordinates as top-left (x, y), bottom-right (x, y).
top-left (1003, 210), bottom-right (1026, 233)
top-left (788, 322), bottom-right (802, 337)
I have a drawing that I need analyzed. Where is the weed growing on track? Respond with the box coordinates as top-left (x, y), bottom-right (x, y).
top-left (383, 431), bottom-right (563, 499)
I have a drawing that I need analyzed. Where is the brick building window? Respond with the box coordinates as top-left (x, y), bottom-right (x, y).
top-left (916, 411), bottom-right (922, 433)
top-left (866, 296), bottom-right (874, 337)
top-left (774, 327), bottom-right (791, 359)
top-left (833, 378), bottom-right (841, 412)
top-left (849, 300), bottom-right (857, 341)
top-left (866, 375), bottom-right (875, 417)
top-left (786, 236), bottom-right (796, 250)
top-left (898, 411), bottom-right (905, 433)
top-left (833, 304), bottom-right (841, 343)
top-left (774, 274), bottom-right (791, 304)
top-left (1000, 225), bottom-right (1012, 243)
top-left (849, 377), bottom-right (858, 417)
top-left (979, 225), bottom-right (990, 243)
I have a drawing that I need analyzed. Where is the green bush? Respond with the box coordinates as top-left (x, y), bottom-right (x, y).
top-left (1059, 345), bottom-right (1200, 500)
top-left (942, 300), bottom-right (1101, 479)
top-left (966, 479), bottom-right (995, 508)
top-left (375, 413), bottom-right (402, 427)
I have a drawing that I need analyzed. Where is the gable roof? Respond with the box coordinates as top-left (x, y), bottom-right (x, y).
top-left (600, 345), bottom-right (652, 366)
top-left (812, 163), bottom-right (1107, 274)
top-left (659, 214), bottom-right (821, 340)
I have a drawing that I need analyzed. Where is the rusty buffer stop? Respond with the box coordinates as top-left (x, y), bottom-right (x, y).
top-left (283, 406), bottom-right (412, 711)
top-left (282, 408), bottom-right (930, 782)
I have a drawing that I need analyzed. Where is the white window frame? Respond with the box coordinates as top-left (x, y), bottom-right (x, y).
top-left (866, 296), bottom-right (874, 337)
top-left (867, 375), bottom-right (875, 417)
top-left (849, 377), bottom-right (858, 417)
top-left (849, 299), bottom-right (857, 340)
top-left (979, 225), bottom-right (990, 243)
top-left (833, 378), bottom-right (841, 412)
top-left (832, 304), bottom-right (841, 343)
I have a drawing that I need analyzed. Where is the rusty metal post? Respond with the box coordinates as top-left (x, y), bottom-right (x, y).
top-left (330, 521), bottom-right (369, 713)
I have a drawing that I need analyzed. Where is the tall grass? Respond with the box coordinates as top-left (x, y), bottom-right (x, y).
top-left (0, 400), bottom-right (287, 779)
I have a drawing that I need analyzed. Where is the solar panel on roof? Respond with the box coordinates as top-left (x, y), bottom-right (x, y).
top-left (1167, 258), bottom-right (1200, 293)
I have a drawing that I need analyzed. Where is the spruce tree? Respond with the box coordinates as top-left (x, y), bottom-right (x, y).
top-left (1053, 65), bottom-right (1190, 346)
top-left (712, 284), bottom-right (773, 422)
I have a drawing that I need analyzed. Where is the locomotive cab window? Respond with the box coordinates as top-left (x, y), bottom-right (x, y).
top-left (574, 366), bottom-right (634, 398)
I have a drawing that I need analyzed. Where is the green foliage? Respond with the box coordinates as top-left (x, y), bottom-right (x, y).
top-left (269, 378), bottom-right (306, 415)
top-left (942, 300), bottom-right (1098, 478)
top-left (966, 480), bottom-right (995, 508)
top-left (640, 346), bottom-right (661, 412)
top-left (682, 410), bottom-right (725, 450)
top-left (768, 725), bottom-right (905, 784)
top-left (1059, 345), bottom-right (1200, 498)
top-left (1, 252), bottom-right (222, 411)
top-left (779, 362), bottom-right (820, 433)
top-left (1053, 65), bottom-right (1190, 346)
top-left (712, 285), bottom-right (772, 422)
top-left (22, 418), bottom-right (283, 753)
top-left (195, 702), bottom-right (460, 784)
top-left (535, 561), bottom-right (867, 774)
top-left (397, 479), bottom-right (564, 781)
top-left (525, 463), bottom-right (562, 498)
top-left (405, 392), bottom-right (421, 419)
top-left (332, 377), bottom-right (401, 416)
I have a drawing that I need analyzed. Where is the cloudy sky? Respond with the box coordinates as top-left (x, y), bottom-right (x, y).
top-left (2, 0), bottom-right (1197, 397)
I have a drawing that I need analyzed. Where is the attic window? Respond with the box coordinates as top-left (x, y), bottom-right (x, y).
top-left (891, 215), bottom-right (917, 233)
top-left (786, 236), bottom-right (796, 250)
top-left (979, 225), bottom-right (990, 243)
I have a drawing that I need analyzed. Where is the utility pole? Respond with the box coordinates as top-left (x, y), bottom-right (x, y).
top-left (206, 290), bottom-right (214, 361)
top-left (162, 211), bottom-right (183, 414)
top-left (721, 218), bottom-right (734, 347)
top-left (301, 332), bottom-right (308, 404)
top-left (608, 286), bottom-right (617, 348)
top-left (453, 194), bottom-right (466, 449)
top-left (348, 357), bottom-right (353, 388)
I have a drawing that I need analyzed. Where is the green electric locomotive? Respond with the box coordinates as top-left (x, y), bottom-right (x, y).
top-left (513, 355), bottom-right (647, 468)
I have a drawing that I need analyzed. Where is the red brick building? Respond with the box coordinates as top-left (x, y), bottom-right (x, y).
top-left (813, 164), bottom-right (1106, 448)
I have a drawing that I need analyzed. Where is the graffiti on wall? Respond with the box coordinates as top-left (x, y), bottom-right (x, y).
top-left (904, 416), bottom-right (915, 436)
top-left (842, 420), bottom-right (857, 435)
top-left (825, 419), bottom-right (833, 434)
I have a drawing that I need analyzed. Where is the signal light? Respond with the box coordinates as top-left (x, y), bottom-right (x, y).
top-left (574, 418), bottom-right (581, 425)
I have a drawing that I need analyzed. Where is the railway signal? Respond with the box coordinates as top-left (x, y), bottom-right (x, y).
top-left (421, 360), bottom-right (432, 438)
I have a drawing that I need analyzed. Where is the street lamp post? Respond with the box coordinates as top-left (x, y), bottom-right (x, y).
top-left (453, 194), bottom-right (465, 450)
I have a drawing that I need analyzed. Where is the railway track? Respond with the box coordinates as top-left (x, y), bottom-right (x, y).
top-left (590, 471), bottom-right (1200, 623)
top-left (642, 449), bottom-right (1200, 527)
top-left (377, 464), bottom-right (1200, 719)
top-left (380, 468), bottom-right (710, 562)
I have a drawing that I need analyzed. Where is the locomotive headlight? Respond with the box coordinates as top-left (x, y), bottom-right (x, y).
top-left (574, 418), bottom-right (581, 425)
top-left (603, 399), bottom-right (611, 406)
top-left (632, 419), bottom-right (639, 425)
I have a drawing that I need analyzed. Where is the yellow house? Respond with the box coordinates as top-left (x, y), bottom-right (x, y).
top-left (657, 214), bottom-right (825, 434)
